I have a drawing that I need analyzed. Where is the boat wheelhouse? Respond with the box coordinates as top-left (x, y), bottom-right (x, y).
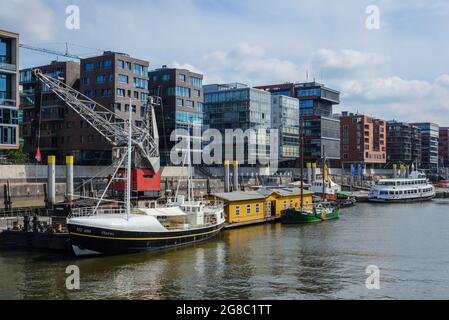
top-left (368, 171), bottom-right (435, 203)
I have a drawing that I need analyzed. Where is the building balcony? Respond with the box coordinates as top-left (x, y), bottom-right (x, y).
top-left (0, 91), bottom-right (17, 108)
top-left (0, 56), bottom-right (16, 72)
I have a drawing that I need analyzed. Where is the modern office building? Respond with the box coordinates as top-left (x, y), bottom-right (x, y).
top-left (410, 122), bottom-right (439, 172)
top-left (148, 66), bottom-right (204, 165)
top-left (204, 83), bottom-right (272, 165)
top-left (256, 81), bottom-right (341, 164)
top-left (439, 127), bottom-right (449, 168)
top-left (271, 95), bottom-right (299, 162)
top-left (340, 112), bottom-right (387, 169)
top-left (386, 121), bottom-right (422, 167)
top-left (20, 61), bottom-right (80, 162)
top-left (0, 29), bottom-right (20, 155)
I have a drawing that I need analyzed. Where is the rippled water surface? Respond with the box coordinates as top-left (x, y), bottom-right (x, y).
top-left (1, 201), bottom-right (449, 300)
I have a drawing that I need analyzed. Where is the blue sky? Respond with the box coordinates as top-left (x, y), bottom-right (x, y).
top-left (2, 0), bottom-right (449, 125)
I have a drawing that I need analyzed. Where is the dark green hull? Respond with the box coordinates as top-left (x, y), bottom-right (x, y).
top-left (281, 208), bottom-right (339, 224)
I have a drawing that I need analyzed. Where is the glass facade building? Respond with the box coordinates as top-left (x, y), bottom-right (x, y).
top-left (0, 29), bottom-right (20, 153)
top-left (387, 121), bottom-right (422, 167)
top-left (411, 122), bottom-right (440, 172)
top-left (271, 95), bottom-right (299, 161)
top-left (204, 83), bottom-right (272, 164)
top-left (255, 81), bottom-right (341, 163)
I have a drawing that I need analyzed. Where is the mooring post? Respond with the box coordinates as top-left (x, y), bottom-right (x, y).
top-left (66, 155), bottom-right (74, 203)
top-left (47, 156), bottom-right (56, 208)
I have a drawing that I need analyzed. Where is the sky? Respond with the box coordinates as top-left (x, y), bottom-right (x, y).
top-left (1, 0), bottom-right (449, 125)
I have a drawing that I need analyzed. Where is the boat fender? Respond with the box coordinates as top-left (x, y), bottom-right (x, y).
top-left (321, 210), bottom-right (327, 220)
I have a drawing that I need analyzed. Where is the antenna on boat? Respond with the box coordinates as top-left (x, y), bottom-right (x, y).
top-left (126, 97), bottom-right (133, 220)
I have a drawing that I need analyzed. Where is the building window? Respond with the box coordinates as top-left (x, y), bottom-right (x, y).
top-left (82, 77), bottom-right (91, 85)
top-left (167, 86), bottom-right (190, 98)
top-left (151, 75), bottom-right (158, 82)
top-left (140, 92), bottom-right (148, 102)
top-left (96, 75), bottom-right (106, 84)
top-left (193, 89), bottom-right (201, 97)
top-left (235, 206), bottom-right (240, 216)
top-left (116, 60), bottom-right (125, 69)
top-left (283, 201), bottom-right (287, 209)
top-left (246, 204), bottom-right (251, 214)
top-left (124, 104), bottom-right (129, 112)
top-left (118, 74), bottom-right (128, 83)
top-left (133, 78), bottom-right (148, 89)
top-left (176, 98), bottom-right (184, 107)
top-left (186, 100), bottom-right (194, 108)
top-left (133, 64), bottom-right (147, 76)
top-left (84, 90), bottom-right (93, 98)
top-left (179, 74), bottom-right (186, 81)
top-left (99, 60), bottom-right (112, 69)
top-left (162, 74), bottom-right (170, 81)
top-left (84, 63), bottom-right (94, 71)
top-left (189, 76), bottom-right (202, 88)
top-left (116, 88), bottom-right (125, 97)
top-left (102, 88), bottom-right (112, 97)
top-left (290, 200), bottom-right (294, 208)
top-left (255, 203), bottom-right (260, 213)
top-left (134, 91), bottom-right (139, 99)
top-left (132, 105), bottom-right (137, 113)
top-left (114, 103), bottom-right (121, 112)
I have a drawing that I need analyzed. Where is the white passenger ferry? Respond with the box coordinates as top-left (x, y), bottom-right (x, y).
top-left (368, 171), bottom-right (435, 203)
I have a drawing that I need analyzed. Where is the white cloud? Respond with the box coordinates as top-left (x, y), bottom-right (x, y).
top-left (0, 0), bottom-right (56, 42)
top-left (309, 49), bottom-right (390, 79)
top-left (199, 42), bottom-right (304, 85)
top-left (339, 75), bottom-right (449, 125)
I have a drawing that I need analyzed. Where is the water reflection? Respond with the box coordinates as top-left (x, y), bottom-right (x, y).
top-left (2, 200), bottom-right (449, 299)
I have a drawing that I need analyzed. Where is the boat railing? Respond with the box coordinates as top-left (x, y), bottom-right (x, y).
top-left (69, 207), bottom-right (139, 219)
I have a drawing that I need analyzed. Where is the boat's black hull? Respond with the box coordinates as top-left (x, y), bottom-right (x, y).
top-left (67, 223), bottom-right (223, 255)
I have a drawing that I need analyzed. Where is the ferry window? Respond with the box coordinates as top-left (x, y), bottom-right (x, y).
top-left (255, 204), bottom-right (260, 213)
top-left (389, 191), bottom-right (394, 195)
top-left (235, 206), bottom-right (240, 216)
top-left (246, 204), bottom-right (251, 214)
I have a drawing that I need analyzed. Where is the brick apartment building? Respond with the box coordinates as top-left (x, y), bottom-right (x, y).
top-left (20, 61), bottom-right (80, 162)
top-left (386, 120), bottom-right (421, 167)
top-left (340, 112), bottom-right (387, 169)
top-left (148, 66), bottom-right (204, 165)
top-left (439, 127), bottom-right (449, 168)
top-left (20, 51), bottom-right (150, 165)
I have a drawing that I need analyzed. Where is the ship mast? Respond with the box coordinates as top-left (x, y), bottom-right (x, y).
top-left (300, 114), bottom-right (304, 211)
top-left (126, 97), bottom-right (133, 220)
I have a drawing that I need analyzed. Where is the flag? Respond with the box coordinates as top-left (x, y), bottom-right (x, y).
top-left (35, 147), bottom-right (42, 162)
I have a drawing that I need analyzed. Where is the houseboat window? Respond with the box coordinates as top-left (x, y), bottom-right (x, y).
top-left (290, 200), bottom-right (294, 208)
top-left (255, 204), bottom-right (260, 213)
top-left (283, 201), bottom-right (287, 209)
top-left (235, 206), bottom-right (240, 216)
top-left (246, 204), bottom-right (251, 214)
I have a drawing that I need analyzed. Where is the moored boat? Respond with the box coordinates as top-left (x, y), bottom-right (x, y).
top-left (368, 171), bottom-right (435, 203)
top-left (281, 203), bottom-right (339, 224)
top-left (68, 198), bottom-right (224, 256)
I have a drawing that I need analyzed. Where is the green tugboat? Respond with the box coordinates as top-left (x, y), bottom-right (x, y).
top-left (281, 203), bottom-right (339, 224)
top-left (281, 114), bottom-right (340, 224)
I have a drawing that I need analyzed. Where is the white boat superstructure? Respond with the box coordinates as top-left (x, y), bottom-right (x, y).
top-left (310, 178), bottom-right (341, 198)
top-left (368, 171), bottom-right (435, 202)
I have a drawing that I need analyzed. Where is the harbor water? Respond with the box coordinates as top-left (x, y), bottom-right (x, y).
top-left (1, 200), bottom-right (449, 300)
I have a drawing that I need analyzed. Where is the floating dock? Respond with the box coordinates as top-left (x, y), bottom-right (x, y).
top-left (224, 216), bottom-right (280, 229)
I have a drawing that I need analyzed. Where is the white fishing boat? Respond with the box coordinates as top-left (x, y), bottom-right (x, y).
top-left (368, 171), bottom-right (435, 203)
top-left (67, 109), bottom-right (225, 256)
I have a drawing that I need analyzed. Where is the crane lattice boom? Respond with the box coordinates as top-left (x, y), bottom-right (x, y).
top-left (32, 69), bottom-right (160, 172)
